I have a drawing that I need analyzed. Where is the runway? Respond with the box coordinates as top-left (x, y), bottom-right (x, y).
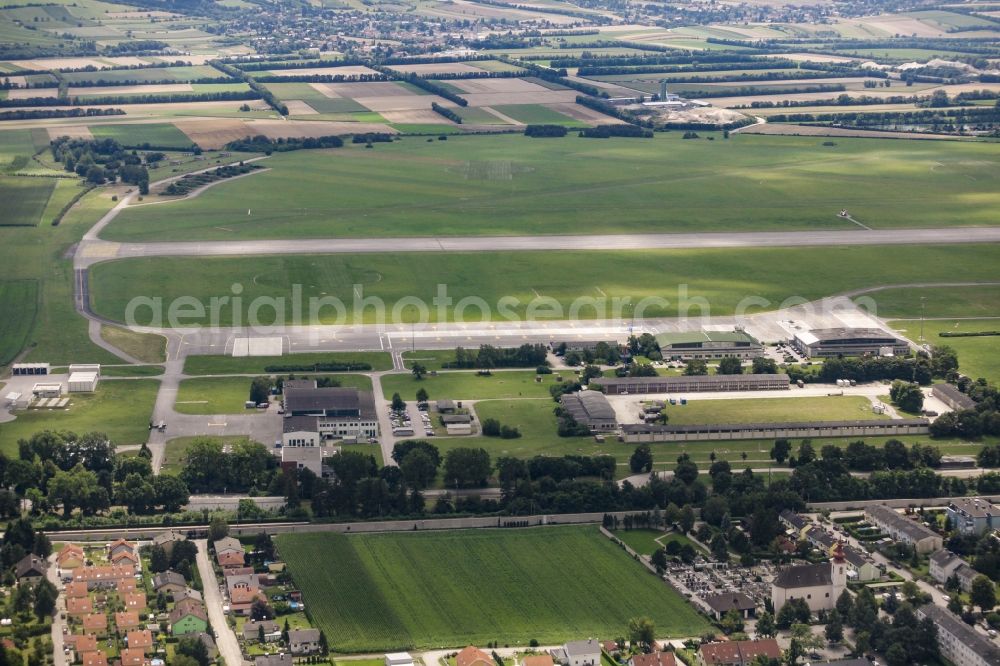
top-left (74, 225), bottom-right (1000, 268)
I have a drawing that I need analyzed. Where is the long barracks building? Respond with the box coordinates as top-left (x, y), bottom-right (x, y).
top-left (591, 373), bottom-right (790, 395)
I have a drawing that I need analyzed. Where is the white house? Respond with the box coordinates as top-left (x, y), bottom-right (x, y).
top-left (930, 550), bottom-right (967, 585)
top-left (560, 640), bottom-right (600, 666)
top-left (288, 628), bottom-right (321, 655)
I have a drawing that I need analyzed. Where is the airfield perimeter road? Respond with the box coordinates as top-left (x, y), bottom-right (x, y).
top-left (74, 226), bottom-right (1000, 268)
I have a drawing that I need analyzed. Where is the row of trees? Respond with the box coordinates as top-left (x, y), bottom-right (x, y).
top-left (446, 344), bottom-right (549, 369)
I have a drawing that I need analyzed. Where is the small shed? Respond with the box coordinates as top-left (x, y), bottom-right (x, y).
top-left (68, 372), bottom-right (100, 393)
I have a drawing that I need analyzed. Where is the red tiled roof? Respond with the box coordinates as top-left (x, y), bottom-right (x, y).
top-left (630, 653), bottom-right (676, 666)
top-left (124, 592), bottom-right (147, 610)
top-left (82, 650), bottom-right (108, 666)
top-left (699, 640), bottom-right (780, 666)
top-left (115, 611), bottom-right (141, 630)
top-left (119, 648), bottom-right (146, 666)
top-left (217, 551), bottom-right (245, 567)
top-left (73, 565), bottom-right (135, 583)
top-left (82, 614), bottom-right (106, 633)
top-left (127, 629), bottom-right (153, 651)
top-left (66, 582), bottom-right (89, 598)
top-left (67, 597), bottom-right (93, 615)
top-left (456, 646), bottom-right (492, 666)
top-left (68, 635), bottom-right (98, 653)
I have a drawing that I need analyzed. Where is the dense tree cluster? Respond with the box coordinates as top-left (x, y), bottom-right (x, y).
top-left (180, 438), bottom-right (277, 493)
top-left (445, 344), bottom-right (548, 369)
top-left (50, 136), bottom-right (153, 190)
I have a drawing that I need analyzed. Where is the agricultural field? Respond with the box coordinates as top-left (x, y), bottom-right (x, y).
top-left (0, 379), bottom-right (158, 455)
top-left (488, 104), bottom-right (586, 126)
top-left (90, 123), bottom-right (196, 148)
top-left (276, 526), bottom-right (711, 652)
top-left (182, 352), bottom-right (392, 374)
top-left (99, 133), bottom-right (1000, 242)
top-left (0, 177), bottom-right (57, 226)
top-left (0, 280), bottom-right (38, 366)
top-left (59, 65), bottom-right (230, 84)
top-left (89, 242), bottom-right (1000, 327)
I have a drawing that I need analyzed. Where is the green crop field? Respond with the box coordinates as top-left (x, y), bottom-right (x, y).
top-left (381, 370), bottom-right (561, 400)
top-left (99, 133), bottom-right (1000, 242)
top-left (0, 280), bottom-right (38, 365)
top-left (662, 395), bottom-right (884, 424)
top-left (0, 379), bottom-right (158, 455)
top-left (90, 123), bottom-right (194, 148)
top-left (0, 177), bottom-right (56, 226)
top-left (60, 65), bottom-right (224, 84)
top-left (891, 319), bottom-right (1000, 383)
top-left (0, 130), bottom-right (37, 170)
top-left (91, 243), bottom-right (1000, 326)
top-left (276, 527), bottom-right (711, 652)
top-left (183, 352), bottom-right (392, 374)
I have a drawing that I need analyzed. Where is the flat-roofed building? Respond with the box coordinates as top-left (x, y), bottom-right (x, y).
top-left (791, 327), bottom-right (909, 358)
top-left (281, 382), bottom-right (378, 448)
top-left (559, 391), bottom-right (617, 432)
top-left (592, 373), bottom-right (789, 395)
top-left (655, 330), bottom-right (763, 360)
top-left (622, 418), bottom-right (928, 443)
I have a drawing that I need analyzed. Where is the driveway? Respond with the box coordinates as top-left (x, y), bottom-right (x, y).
top-left (195, 540), bottom-right (245, 666)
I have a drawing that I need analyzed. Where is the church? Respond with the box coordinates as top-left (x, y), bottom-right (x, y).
top-left (771, 544), bottom-right (847, 613)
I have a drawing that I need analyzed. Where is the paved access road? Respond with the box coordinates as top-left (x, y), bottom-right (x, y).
top-left (74, 226), bottom-right (1000, 268)
top-left (194, 540), bottom-right (243, 666)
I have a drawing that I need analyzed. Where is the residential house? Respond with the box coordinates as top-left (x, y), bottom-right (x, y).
top-left (842, 546), bottom-right (881, 583)
top-left (289, 628), bottom-right (322, 655)
top-left (58, 544), bottom-right (86, 570)
top-left (698, 639), bottom-right (781, 666)
top-left (117, 578), bottom-right (137, 595)
top-left (560, 640), bottom-right (601, 666)
top-left (703, 592), bottom-right (756, 620)
top-left (112, 551), bottom-right (140, 568)
top-left (629, 653), bottom-right (677, 666)
top-left (916, 604), bottom-right (1000, 666)
top-left (116, 611), bottom-right (142, 632)
top-left (215, 537), bottom-right (243, 558)
top-left (197, 633), bottom-right (218, 659)
top-left (242, 620), bottom-right (280, 644)
top-left (127, 629), bottom-right (154, 654)
top-left (73, 565), bottom-right (135, 590)
top-left (256, 656), bottom-right (293, 666)
top-left (169, 598), bottom-right (208, 636)
top-left (82, 651), bottom-right (108, 666)
top-left (67, 634), bottom-right (98, 655)
top-left (947, 498), bottom-right (1000, 536)
top-left (67, 597), bottom-right (94, 616)
top-left (153, 571), bottom-right (187, 597)
top-left (778, 510), bottom-right (809, 536)
top-left (931, 550), bottom-right (967, 585)
top-left (174, 588), bottom-right (203, 604)
top-left (956, 564), bottom-right (981, 593)
top-left (124, 592), bottom-right (147, 611)
top-left (864, 505), bottom-right (943, 554)
top-left (119, 648), bottom-right (147, 666)
top-left (385, 653), bottom-right (415, 666)
top-left (108, 539), bottom-right (136, 560)
top-left (82, 613), bottom-right (107, 635)
top-left (151, 531), bottom-right (187, 557)
top-left (15, 554), bottom-right (47, 584)
top-left (217, 550), bottom-right (245, 569)
top-left (599, 642), bottom-right (619, 657)
top-left (65, 582), bottom-right (89, 598)
top-left (456, 647), bottom-right (492, 666)
top-left (772, 547), bottom-right (847, 613)
top-left (229, 586), bottom-right (265, 615)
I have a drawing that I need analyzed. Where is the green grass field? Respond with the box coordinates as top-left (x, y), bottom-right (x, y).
top-left (662, 395), bottom-right (884, 424)
top-left (90, 123), bottom-right (194, 149)
top-left (176, 374), bottom-right (374, 414)
top-left (91, 243), bottom-right (1000, 326)
top-left (276, 526), bottom-right (711, 652)
top-left (0, 280), bottom-right (38, 365)
top-left (98, 133), bottom-right (1000, 241)
top-left (401, 349), bottom-right (463, 370)
top-left (0, 177), bottom-right (56, 226)
top-left (891, 319), bottom-right (1000, 382)
top-left (870, 285), bottom-right (1000, 319)
top-left (0, 130), bottom-right (37, 171)
top-left (60, 65), bottom-right (224, 84)
top-left (381, 370), bottom-right (560, 401)
top-left (100, 325), bottom-right (166, 363)
top-left (0, 379), bottom-right (158, 455)
top-left (183, 352), bottom-right (393, 374)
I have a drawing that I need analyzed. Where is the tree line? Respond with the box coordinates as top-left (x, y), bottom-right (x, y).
top-left (443, 344), bottom-right (548, 369)
top-left (431, 102), bottom-right (462, 123)
top-left (0, 107), bottom-right (124, 121)
top-left (0, 90), bottom-right (259, 108)
top-left (225, 135), bottom-right (345, 154)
